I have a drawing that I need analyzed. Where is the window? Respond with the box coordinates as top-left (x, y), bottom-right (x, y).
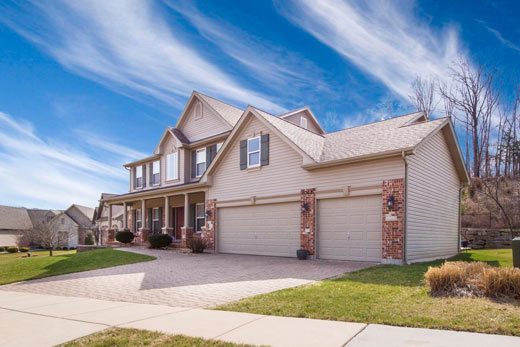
top-left (196, 148), bottom-right (206, 177)
top-left (152, 161), bottom-right (160, 185)
top-left (135, 166), bottom-right (143, 188)
top-left (136, 209), bottom-right (142, 230)
top-left (247, 136), bottom-right (261, 168)
top-left (216, 142), bottom-right (223, 152)
top-left (153, 208), bottom-right (160, 233)
top-left (300, 116), bottom-right (308, 129)
top-left (196, 203), bottom-right (205, 232)
top-left (166, 152), bottom-right (178, 181)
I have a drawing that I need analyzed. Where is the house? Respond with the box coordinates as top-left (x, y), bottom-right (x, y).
top-left (0, 205), bottom-right (34, 246)
top-left (52, 204), bottom-right (96, 248)
top-left (101, 91), bottom-right (469, 264)
top-left (94, 194), bottom-right (125, 242)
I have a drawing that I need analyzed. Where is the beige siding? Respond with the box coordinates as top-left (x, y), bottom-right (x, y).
top-left (179, 100), bottom-right (231, 142)
top-left (406, 130), bottom-right (461, 262)
top-left (209, 117), bottom-right (404, 201)
top-left (283, 111), bottom-right (322, 134)
top-left (0, 231), bottom-right (23, 246)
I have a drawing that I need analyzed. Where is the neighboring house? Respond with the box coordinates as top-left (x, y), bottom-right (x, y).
top-left (52, 204), bottom-right (96, 248)
top-left (94, 194), bottom-right (125, 231)
top-left (0, 205), bottom-right (33, 246)
top-left (102, 91), bottom-right (469, 264)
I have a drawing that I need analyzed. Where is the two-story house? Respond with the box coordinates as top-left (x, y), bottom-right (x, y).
top-left (102, 91), bottom-right (469, 264)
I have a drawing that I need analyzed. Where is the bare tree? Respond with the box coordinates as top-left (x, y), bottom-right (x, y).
top-left (439, 58), bottom-right (500, 177)
top-left (409, 76), bottom-right (439, 120)
top-left (479, 177), bottom-right (519, 239)
top-left (23, 220), bottom-right (60, 256)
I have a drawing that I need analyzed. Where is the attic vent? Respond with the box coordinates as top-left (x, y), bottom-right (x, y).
top-left (195, 102), bottom-right (203, 120)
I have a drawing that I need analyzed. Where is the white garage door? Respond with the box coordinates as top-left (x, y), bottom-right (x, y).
top-left (218, 202), bottom-right (300, 257)
top-left (318, 195), bottom-right (382, 262)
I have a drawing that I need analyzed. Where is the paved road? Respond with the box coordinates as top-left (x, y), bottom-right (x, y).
top-left (1, 291), bottom-right (519, 347)
top-left (1, 247), bottom-right (372, 308)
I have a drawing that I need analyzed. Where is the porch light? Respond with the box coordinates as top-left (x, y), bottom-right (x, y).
top-left (205, 210), bottom-right (212, 217)
top-left (302, 202), bottom-right (310, 213)
top-left (387, 195), bottom-right (395, 210)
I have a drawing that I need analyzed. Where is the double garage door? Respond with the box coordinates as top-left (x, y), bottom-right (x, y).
top-left (217, 195), bottom-right (382, 261)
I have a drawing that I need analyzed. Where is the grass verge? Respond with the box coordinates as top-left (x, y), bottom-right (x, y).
top-left (0, 248), bottom-right (155, 285)
top-left (216, 249), bottom-right (520, 336)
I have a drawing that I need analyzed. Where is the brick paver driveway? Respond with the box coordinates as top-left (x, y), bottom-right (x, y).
top-left (1, 248), bottom-right (374, 308)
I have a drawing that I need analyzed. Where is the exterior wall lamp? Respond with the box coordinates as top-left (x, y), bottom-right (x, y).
top-left (302, 202), bottom-right (310, 213)
top-left (387, 195), bottom-right (395, 210)
top-left (205, 210), bottom-right (212, 217)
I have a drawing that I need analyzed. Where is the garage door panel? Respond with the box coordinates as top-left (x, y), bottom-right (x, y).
top-left (218, 202), bottom-right (300, 257)
top-left (318, 195), bottom-right (382, 262)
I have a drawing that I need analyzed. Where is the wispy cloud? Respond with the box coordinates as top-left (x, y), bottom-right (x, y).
top-left (75, 130), bottom-right (148, 161)
top-left (0, 111), bottom-right (133, 209)
top-left (276, 0), bottom-right (463, 100)
top-left (480, 22), bottom-right (520, 53)
top-left (0, 0), bottom-right (283, 113)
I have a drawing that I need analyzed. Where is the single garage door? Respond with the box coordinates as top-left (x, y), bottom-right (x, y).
top-left (318, 195), bottom-right (382, 262)
top-left (218, 202), bottom-right (300, 257)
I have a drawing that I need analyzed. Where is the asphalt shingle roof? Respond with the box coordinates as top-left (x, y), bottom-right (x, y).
top-left (196, 92), bottom-right (244, 126)
top-left (0, 206), bottom-right (33, 230)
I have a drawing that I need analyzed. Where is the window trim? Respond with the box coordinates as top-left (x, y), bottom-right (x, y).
top-left (247, 136), bottom-right (261, 168)
top-left (195, 203), bottom-right (205, 233)
top-left (300, 116), bottom-right (308, 129)
top-left (166, 152), bottom-right (179, 181)
top-left (135, 166), bottom-right (143, 189)
top-left (195, 148), bottom-right (206, 177)
top-left (152, 160), bottom-right (160, 186)
top-left (136, 209), bottom-right (142, 230)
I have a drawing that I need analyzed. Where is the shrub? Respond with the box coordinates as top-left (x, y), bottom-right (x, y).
top-left (84, 231), bottom-right (95, 245)
top-left (148, 233), bottom-right (172, 249)
top-left (425, 261), bottom-right (520, 299)
top-left (20, 247), bottom-right (29, 252)
top-left (188, 237), bottom-right (207, 253)
top-left (116, 231), bottom-right (135, 244)
top-left (6, 247), bottom-right (18, 253)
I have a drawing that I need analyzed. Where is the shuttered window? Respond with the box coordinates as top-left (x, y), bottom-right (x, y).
top-left (136, 209), bottom-right (142, 230)
top-left (247, 136), bottom-right (261, 168)
top-left (135, 166), bottom-right (143, 188)
top-left (196, 148), bottom-right (206, 177)
top-left (166, 152), bottom-right (178, 181)
top-left (152, 161), bottom-right (160, 185)
top-left (153, 208), bottom-right (160, 233)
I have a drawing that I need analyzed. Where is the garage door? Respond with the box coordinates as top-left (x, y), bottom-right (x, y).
top-left (218, 202), bottom-right (300, 257)
top-left (318, 195), bottom-right (382, 262)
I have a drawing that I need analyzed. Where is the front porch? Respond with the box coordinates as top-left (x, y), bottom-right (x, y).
top-left (105, 190), bottom-right (216, 249)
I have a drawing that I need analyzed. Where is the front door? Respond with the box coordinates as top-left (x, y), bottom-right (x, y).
top-left (174, 207), bottom-right (184, 240)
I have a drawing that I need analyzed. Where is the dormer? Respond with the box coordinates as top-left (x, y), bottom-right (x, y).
top-left (278, 107), bottom-right (326, 134)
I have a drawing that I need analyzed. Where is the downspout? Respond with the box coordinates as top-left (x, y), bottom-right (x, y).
top-left (458, 186), bottom-right (462, 254)
top-left (402, 151), bottom-right (408, 264)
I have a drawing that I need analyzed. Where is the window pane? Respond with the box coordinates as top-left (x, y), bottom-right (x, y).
top-left (167, 152), bottom-right (178, 180)
top-left (153, 173), bottom-right (160, 184)
top-left (153, 208), bottom-right (159, 219)
top-left (136, 166), bottom-right (142, 179)
top-left (196, 204), bottom-right (205, 217)
top-left (196, 218), bottom-right (205, 232)
top-left (196, 149), bottom-right (206, 163)
top-left (197, 162), bottom-right (206, 176)
top-left (216, 142), bottom-right (223, 151)
top-left (248, 137), bottom-right (260, 152)
top-left (153, 161), bottom-right (160, 174)
top-left (136, 177), bottom-right (142, 187)
top-left (249, 152), bottom-right (260, 166)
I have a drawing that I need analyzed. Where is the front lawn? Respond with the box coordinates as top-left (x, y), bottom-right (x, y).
top-left (60, 328), bottom-right (257, 347)
top-left (0, 248), bottom-right (155, 285)
top-left (217, 249), bottom-right (520, 336)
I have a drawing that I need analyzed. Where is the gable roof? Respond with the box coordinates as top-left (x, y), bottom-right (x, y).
top-left (195, 92), bottom-right (244, 126)
top-left (278, 107), bottom-right (326, 134)
top-left (66, 204), bottom-right (95, 224)
top-left (27, 209), bottom-right (57, 228)
top-left (0, 205), bottom-right (33, 230)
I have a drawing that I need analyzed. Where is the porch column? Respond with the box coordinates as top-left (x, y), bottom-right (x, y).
top-left (123, 202), bottom-right (128, 230)
top-left (163, 196), bottom-right (173, 235)
top-left (107, 204), bottom-right (114, 242)
top-left (181, 193), bottom-right (193, 247)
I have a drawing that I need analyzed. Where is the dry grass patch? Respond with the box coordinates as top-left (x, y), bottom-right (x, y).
top-left (425, 261), bottom-right (520, 299)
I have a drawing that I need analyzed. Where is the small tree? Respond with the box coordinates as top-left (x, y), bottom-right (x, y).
top-left (479, 177), bottom-right (519, 239)
top-left (84, 231), bottom-right (95, 245)
top-left (24, 220), bottom-right (60, 256)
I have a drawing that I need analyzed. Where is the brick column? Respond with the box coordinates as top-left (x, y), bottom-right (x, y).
top-left (204, 199), bottom-right (216, 250)
top-left (181, 227), bottom-right (194, 248)
top-left (382, 178), bottom-right (405, 264)
top-left (300, 188), bottom-right (316, 255)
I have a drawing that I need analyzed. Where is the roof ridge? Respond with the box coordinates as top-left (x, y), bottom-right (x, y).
top-left (194, 91), bottom-right (244, 112)
top-left (325, 111), bottom-right (424, 135)
top-left (251, 106), bottom-right (325, 138)
top-left (277, 106), bottom-right (308, 117)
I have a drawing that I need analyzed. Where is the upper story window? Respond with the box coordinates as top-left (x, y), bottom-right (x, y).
top-left (247, 136), bottom-right (261, 168)
top-left (300, 116), bottom-right (308, 129)
top-left (166, 152), bottom-right (178, 181)
top-left (152, 161), bottom-right (160, 185)
top-left (196, 148), bottom-right (206, 177)
top-left (135, 166), bottom-right (143, 188)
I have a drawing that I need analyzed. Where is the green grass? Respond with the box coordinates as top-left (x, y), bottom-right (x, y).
top-left (60, 328), bottom-right (258, 347)
top-left (217, 249), bottom-right (520, 336)
top-left (0, 248), bottom-right (155, 285)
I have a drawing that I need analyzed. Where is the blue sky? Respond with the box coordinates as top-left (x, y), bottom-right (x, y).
top-left (0, 0), bottom-right (519, 209)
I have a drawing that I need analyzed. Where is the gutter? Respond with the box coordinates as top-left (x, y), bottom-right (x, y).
top-left (302, 148), bottom-right (414, 170)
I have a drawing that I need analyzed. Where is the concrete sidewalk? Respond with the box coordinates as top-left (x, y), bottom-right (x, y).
top-left (0, 291), bottom-right (519, 347)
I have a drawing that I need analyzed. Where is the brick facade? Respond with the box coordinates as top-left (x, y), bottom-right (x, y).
top-left (204, 199), bottom-right (216, 250)
top-left (300, 188), bottom-right (316, 255)
top-left (181, 227), bottom-right (194, 248)
top-left (382, 178), bottom-right (405, 263)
